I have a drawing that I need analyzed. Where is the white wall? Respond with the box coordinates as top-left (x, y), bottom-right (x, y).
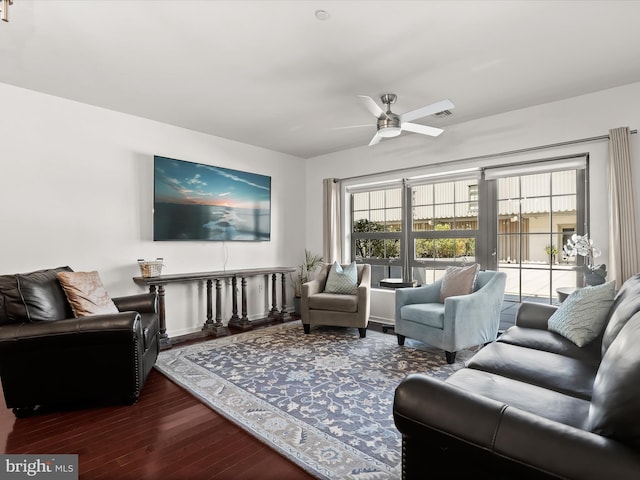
top-left (4, 81), bottom-right (639, 332)
top-left (305, 82), bottom-right (640, 322)
top-left (0, 83), bottom-right (307, 337)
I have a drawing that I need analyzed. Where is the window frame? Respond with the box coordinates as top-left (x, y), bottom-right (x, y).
top-left (409, 177), bottom-right (481, 275)
top-left (347, 155), bottom-right (588, 294)
top-left (350, 185), bottom-right (405, 280)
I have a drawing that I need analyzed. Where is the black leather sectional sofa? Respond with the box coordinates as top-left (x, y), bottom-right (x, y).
top-left (393, 274), bottom-right (640, 479)
top-left (0, 266), bottom-right (159, 416)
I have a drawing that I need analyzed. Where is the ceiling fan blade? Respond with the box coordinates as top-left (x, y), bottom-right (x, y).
top-left (400, 99), bottom-right (455, 123)
top-left (358, 95), bottom-right (389, 119)
top-left (368, 131), bottom-right (383, 146)
top-left (401, 122), bottom-right (444, 137)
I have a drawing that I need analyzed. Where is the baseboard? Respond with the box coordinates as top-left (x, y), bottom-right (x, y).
top-left (369, 316), bottom-right (395, 326)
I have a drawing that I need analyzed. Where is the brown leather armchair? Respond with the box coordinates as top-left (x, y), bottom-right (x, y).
top-left (301, 263), bottom-right (371, 337)
top-left (0, 266), bottom-right (159, 417)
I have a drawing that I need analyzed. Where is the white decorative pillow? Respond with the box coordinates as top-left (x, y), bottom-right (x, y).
top-left (324, 262), bottom-right (358, 295)
top-left (548, 281), bottom-right (616, 347)
top-left (57, 271), bottom-right (119, 317)
top-left (439, 263), bottom-right (480, 302)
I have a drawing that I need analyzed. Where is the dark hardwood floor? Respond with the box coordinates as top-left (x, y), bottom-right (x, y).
top-left (0, 319), bottom-right (321, 480)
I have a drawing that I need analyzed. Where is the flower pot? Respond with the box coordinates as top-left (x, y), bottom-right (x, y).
top-left (294, 297), bottom-right (301, 316)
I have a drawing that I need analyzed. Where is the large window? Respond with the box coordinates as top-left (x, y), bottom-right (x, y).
top-left (349, 156), bottom-right (588, 302)
top-left (410, 179), bottom-right (479, 284)
top-left (349, 176), bottom-right (482, 286)
top-left (351, 187), bottom-right (404, 287)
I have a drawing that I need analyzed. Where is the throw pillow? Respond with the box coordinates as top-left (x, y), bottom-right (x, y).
top-left (439, 263), bottom-right (480, 302)
top-left (547, 281), bottom-right (616, 347)
top-left (15, 266), bottom-right (74, 321)
top-left (56, 271), bottom-right (119, 317)
top-left (324, 261), bottom-right (358, 295)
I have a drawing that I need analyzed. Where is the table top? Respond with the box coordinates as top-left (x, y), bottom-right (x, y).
top-left (556, 286), bottom-right (578, 295)
top-left (133, 266), bottom-right (296, 285)
top-left (379, 278), bottom-right (417, 289)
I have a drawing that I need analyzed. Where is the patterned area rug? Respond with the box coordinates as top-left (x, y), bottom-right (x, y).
top-left (154, 322), bottom-right (477, 480)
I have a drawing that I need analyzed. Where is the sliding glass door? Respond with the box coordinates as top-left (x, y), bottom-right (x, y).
top-left (486, 159), bottom-right (587, 303)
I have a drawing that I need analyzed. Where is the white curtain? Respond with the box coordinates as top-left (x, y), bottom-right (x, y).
top-left (608, 126), bottom-right (639, 288)
top-left (322, 178), bottom-right (342, 263)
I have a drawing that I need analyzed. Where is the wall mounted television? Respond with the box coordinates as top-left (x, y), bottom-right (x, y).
top-left (153, 155), bottom-right (271, 241)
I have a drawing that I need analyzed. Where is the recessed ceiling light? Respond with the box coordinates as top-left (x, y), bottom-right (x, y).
top-left (315, 10), bottom-right (330, 20)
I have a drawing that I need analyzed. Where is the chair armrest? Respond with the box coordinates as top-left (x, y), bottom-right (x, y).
top-left (397, 282), bottom-right (442, 305)
top-left (441, 273), bottom-right (505, 345)
top-left (357, 270), bottom-right (371, 321)
top-left (303, 278), bottom-right (323, 297)
top-left (301, 279), bottom-right (323, 323)
top-left (0, 313), bottom-right (146, 410)
top-left (395, 281), bottom-right (442, 321)
top-left (394, 374), bottom-right (640, 479)
top-left (0, 312), bottom-right (142, 342)
top-left (112, 293), bottom-right (157, 314)
top-left (394, 373), bottom-right (506, 447)
top-left (515, 302), bottom-right (558, 329)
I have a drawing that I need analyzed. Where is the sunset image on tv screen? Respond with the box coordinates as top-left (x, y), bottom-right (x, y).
top-left (153, 155), bottom-right (271, 241)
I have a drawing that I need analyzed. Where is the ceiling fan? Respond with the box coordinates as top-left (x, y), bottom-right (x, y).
top-left (358, 94), bottom-right (455, 146)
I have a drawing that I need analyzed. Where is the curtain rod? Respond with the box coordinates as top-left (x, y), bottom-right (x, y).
top-left (336, 129), bottom-right (637, 183)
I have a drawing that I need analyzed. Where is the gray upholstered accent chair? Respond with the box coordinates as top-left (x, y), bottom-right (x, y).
top-left (301, 263), bottom-right (371, 337)
top-left (395, 270), bottom-right (506, 363)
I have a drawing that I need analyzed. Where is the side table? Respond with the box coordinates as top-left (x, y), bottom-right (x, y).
top-left (378, 278), bottom-right (418, 332)
top-left (556, 286), bottom-right (578, 303)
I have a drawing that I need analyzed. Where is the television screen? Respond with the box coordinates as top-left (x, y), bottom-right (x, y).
top-left (153, 155), bottom-right (271, 241)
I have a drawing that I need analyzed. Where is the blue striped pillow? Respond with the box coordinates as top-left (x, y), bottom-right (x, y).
top-left (324, 262), bottom-right (358, 295)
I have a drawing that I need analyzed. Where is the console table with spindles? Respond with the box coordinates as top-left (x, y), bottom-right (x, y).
top-left (133, 267), bottom-right (296, 349)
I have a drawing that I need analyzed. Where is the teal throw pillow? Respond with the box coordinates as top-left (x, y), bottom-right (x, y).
top-left (324, 261), bottom-right (358, 295)
top-left (548, 281), bottom-right (616, 347)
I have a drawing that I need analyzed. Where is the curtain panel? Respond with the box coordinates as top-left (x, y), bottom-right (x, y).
top-left (323, 178), bottom-right (343, 263)
top-left (608, 126), bottom-right (639, 288)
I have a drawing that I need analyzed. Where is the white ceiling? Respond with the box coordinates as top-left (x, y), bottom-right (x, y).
top-left (2, 1), bottom-right (640, 159)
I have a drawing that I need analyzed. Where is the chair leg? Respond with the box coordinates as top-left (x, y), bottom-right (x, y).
top-left (303, 324), bottom-right (310, 334)
top-left (13, 406), bottom-right (40, 418)
top-left (445, 351), bottom-right (457, 364)
top-left (397, 334), bottom-right (406, 346)
top-left (358, 328), bottom-right (366, 338)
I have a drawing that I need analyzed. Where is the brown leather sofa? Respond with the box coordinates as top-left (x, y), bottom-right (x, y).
top-left (394, 273), bottom-right (640, 479)
top-left (0, 266), bottom-right (159, 416)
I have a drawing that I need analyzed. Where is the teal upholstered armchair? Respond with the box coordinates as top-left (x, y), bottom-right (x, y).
top-left (394, 270), bottom-right (506, 363)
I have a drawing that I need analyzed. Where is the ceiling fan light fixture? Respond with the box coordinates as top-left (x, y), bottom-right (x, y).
top-left (377, 126), bottom-right (402, 138)
top-left (358, 94), bottom-right (455, 146)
